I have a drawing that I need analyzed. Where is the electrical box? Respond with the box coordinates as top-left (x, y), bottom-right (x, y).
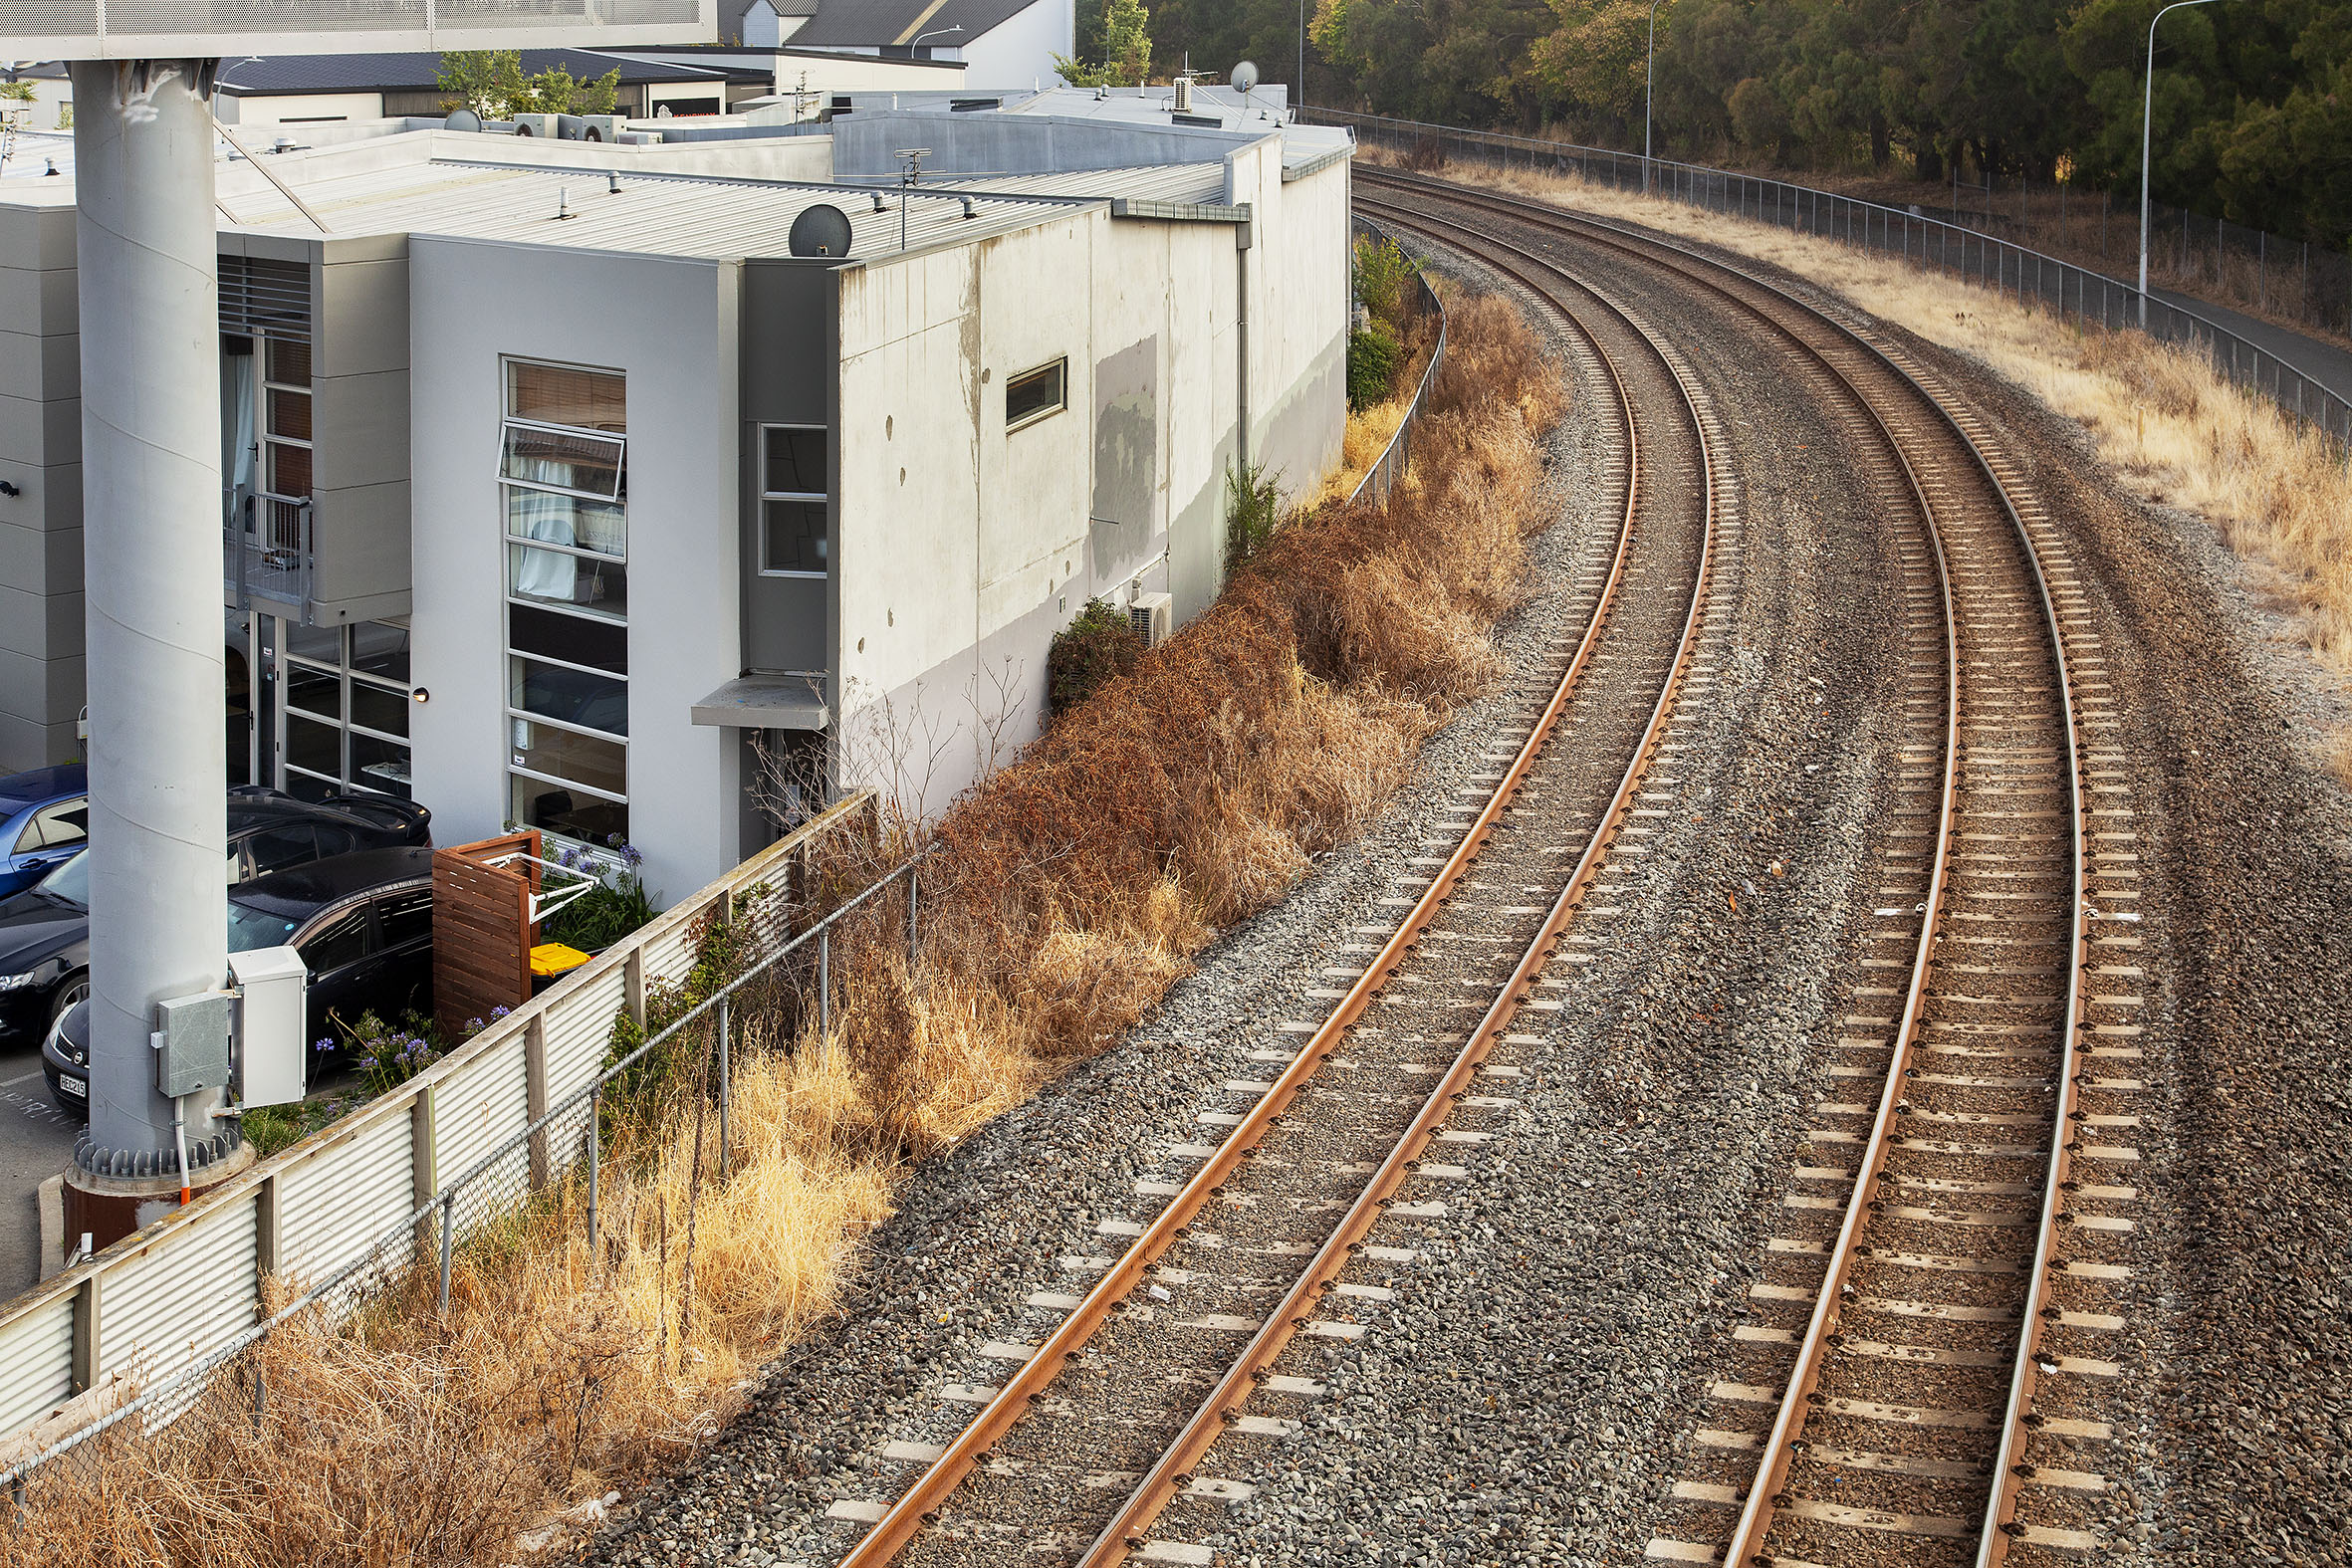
top-left (153, 991), bottom-right (234, 1097)
top-left (230, 947), bottom-right (310, 1109)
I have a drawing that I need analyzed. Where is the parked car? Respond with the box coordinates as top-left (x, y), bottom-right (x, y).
top-left (40, 846), bottom-right (435, 1118)
top-left (0, 763), bottom-right (89, 898)
top-left (0, 791), bottom-right (430, 1052)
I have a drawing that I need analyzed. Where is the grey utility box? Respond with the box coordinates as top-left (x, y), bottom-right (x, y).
top-left (153, 991), bottom-right (235, 1097)
top-left (229, 947), bottom-right (310, 1109)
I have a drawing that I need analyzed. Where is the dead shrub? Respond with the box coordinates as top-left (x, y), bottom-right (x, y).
top-left (8, 295), bottom-right (1564, 1567)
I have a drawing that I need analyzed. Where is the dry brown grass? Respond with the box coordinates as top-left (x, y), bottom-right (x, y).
top-left (1310, 309), bottom-right (1444, 508)
top-left (10, 297), bottom-right (1563, 1566)
top-left (1371, 146), bottom-right (2352, 681)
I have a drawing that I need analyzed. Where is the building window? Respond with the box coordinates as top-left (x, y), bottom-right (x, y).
top-left (279, 619), bottom-right (415, 801)
top-left (503, 359), bottom-right (629, 849)
top-left (759, 424), bottom-right (828, 576)
top-left (1005, 357), bottom-right (1066, 431)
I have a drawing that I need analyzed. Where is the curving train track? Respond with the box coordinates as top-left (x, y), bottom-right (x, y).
top-left (830, 182), bottom-right (1733, 1568)
top-left (819, 167), bottom-right (2138, 1568)
top-left (1361, 167), bottom-right (2133, 1568)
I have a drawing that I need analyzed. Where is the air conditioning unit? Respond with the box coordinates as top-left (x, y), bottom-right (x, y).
top-left (510, 112), bottom-right (561, 137)
top-left (1129, 591), bottom-right (1173, 649)
top-left (560, 113), bottom-right (627, 141)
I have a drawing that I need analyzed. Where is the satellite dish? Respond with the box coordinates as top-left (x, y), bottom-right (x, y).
top-left (1232, 61), bottom-right (1259, 95)
top-left (789, 204), bottom-right (853, 258)
top-left (444, 108), bottom-right (482, 133)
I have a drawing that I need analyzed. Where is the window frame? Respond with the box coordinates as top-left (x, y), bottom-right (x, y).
top-left (757, 422), bottom-right (830, 579)
top-left (1004, 356), bottom-right (1068, 432)
top-left (502, 356), bottom-right (630, 854)
top-left (278, 622), bottom-right (415, 800)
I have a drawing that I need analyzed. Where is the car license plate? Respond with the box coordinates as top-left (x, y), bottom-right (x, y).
top-left (58, 1076), bottom-right (84, 1098)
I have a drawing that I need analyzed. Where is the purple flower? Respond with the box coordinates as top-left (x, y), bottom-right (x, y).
top-left (490, 1005), bottom-right (511, 1018)
top-left (466, 1016), bottom-right (485, 1033)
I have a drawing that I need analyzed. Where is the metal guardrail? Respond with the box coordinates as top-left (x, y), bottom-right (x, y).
top-left (224, 488), bottom-right (314, 612)
top-left (1317, 109), bottom-right (2352, 454)
top-left (0, 790), bottom-right (904, 1488)
top-left (1347, 220), bottom-right (1448, 509)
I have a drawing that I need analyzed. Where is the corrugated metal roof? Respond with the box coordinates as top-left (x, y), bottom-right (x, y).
top-left (935, 162), bottom-right (1228, 206)
top-left (222, 155), bottom-right (1088, 262)
top-left (214, 49), bottom-right (732, 97)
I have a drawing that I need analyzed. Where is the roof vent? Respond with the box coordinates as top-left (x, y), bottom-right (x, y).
top-left (960, 195), bottom-right (977, 220)
top-left (1172, 112), bottom-right (1221, 128)
top-left (870, 191), bottom-right (887, 213)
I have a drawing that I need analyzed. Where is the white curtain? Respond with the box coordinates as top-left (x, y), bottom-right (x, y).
top-left (508, 457), bottom-right (579, 601)
top-left (226, 352), bottom-right (256, 524)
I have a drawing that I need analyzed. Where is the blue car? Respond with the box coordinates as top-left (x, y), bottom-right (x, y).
top-left (0, 764), bottom-right (89, 900)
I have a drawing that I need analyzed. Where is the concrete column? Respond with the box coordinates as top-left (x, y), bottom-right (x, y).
top-left (65, 59), bottom-right (249, 1247)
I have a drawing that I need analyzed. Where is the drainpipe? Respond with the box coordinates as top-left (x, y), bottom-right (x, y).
top-left (1235, 214), bottom-right (1253, 478)
top-left (64, 58), bottom-right (248, 1248)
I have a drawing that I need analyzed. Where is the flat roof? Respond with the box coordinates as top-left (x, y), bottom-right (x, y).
top-left (209, 139), bottom-right (1168, 261)
top-left (0, 2), bottom-right (719, 61)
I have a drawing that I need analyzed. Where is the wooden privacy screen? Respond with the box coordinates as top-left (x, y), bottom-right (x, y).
top-left (432, 831), bottom-right (541, 1044)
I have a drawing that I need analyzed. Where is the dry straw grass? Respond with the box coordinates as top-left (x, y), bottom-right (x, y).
top-left (11, 297), bottom-right (1562, 1566)
top-left (1368, 145), bottom-right (2352, 680)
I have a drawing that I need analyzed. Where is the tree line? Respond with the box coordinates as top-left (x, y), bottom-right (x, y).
top-left (1103, 0), bottom-right (2349, 248)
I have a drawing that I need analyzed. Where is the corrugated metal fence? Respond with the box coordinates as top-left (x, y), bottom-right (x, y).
top-left (0, 791), bottom-right (887, 1479)
top-left (1315, 109), bottom-right (2352, 455)
top-left (1347, 220), bottom-right (1449, 509)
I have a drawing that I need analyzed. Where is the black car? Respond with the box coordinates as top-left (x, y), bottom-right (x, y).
top-left (41, 846), bottom-right (435, 1118)
top-left (0, 789), bottom-right (429, 1048)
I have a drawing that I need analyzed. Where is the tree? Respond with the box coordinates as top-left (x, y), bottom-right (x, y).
top-left (1056, 0), bottom-right (1154, 86)
top-left (436, 51), bottom-right (621, 117)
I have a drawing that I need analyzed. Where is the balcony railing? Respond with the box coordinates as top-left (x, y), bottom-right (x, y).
top-left (223, 489), bottom-right (314, 613)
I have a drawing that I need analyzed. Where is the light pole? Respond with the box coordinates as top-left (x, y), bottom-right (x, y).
top-left (2139, 0), bottom-right (2225, 325)
top-left (1643, 0), bottom-right (1663, 191)
top-left (1298, 0), bottom-right (1305, 109)
top-left (909, 23), bottom-right (963, 55)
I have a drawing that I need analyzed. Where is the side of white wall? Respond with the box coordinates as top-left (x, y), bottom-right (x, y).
top-left (407, 238), bottom-right (742, 906)
top-left (831, 179), bottom-right (1347, 820)
top-left (960, 0), bottom-right (1076, 91)
top-left (219, 93), bottom-right (389, 125)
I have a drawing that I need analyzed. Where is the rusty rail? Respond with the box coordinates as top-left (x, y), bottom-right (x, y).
top-left (840, 190), bottom-right (1716, 1568)
top-left (1361, 165), bottom-right (2094, 1568)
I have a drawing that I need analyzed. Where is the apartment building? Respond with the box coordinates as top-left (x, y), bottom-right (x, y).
top-left (0, 99), bottom-right (1350, 903)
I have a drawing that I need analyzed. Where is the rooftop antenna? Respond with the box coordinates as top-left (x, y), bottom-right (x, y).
top-left (893, 145), bottom-right (929, 251)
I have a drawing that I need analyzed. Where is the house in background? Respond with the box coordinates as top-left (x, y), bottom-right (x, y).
top-left (762, 0), bottom-right (1075, 89)
top-left (0, 101), bottom-right (1350, 902)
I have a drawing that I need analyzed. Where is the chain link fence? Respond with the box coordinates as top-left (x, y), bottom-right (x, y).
top-left (0, 802), bottom-right (923, 1524)
top-left (1312, 109), bottom-right (2352, 455)
top-left (1347, 216), bottom-right (1448, 509)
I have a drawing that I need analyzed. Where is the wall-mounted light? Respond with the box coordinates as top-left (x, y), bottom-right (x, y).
top-left (410, 688), bottom-right (430, 704)
top-left (0, 481), bottom-right (20, 498)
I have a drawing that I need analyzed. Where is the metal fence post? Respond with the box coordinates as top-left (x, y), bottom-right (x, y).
top-left (716, 993), bottom-right (732, 1179)
top-left (819, 929), bottom-right (831, 1039)
top-left (587, 1085), bottom-right (600, 1260)
top-left (906, 863), bottom-right (919, 964)
top-left (436, 1191), bottom-right (454, 1315)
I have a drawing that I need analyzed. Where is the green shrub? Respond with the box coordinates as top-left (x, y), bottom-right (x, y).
top-left (1352, 235), bottom-right (1421, 334)
top-left (1224, 460), bottom-right (1284, 572)
top-left (1347, 323), bottom-right (1405, 410)
top-left (1048, 597), bottom-right (1146, 717)
top-left (540, 841), bottom-right (658, 952)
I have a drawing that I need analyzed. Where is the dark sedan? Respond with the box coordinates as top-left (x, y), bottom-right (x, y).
top-left (0, 763), bottom-right (89, 899)
top-left (0, 791), bottom-right (430, 1049)
top-left (41, 846), bottom-right (435, 1118)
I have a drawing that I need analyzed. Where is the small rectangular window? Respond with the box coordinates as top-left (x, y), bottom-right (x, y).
top-left (759, 425), bottom-right (829, 577)
top-left (507, 360), bottom-right (625, 432)
top-left (1006, 358), bottom-right (1066, 430)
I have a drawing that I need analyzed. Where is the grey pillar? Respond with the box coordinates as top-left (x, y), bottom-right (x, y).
top-left (66, 59), bottom-right (245, 1238)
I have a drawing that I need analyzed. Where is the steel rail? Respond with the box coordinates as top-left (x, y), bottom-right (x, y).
top-left (836, 211), bottom-right (1661, 1568)
top-left (1076, 208), bottom-right (1724, 1568)
top-left (1364, 166), bottom-right (2094, 1566)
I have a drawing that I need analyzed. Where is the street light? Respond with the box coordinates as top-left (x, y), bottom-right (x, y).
top-left (910, 23), bottom-right (963, 54)
top-left (1643, 0), bottom-right (1663, 191)
top-left (2139, 0), bottom-right (2226, 326)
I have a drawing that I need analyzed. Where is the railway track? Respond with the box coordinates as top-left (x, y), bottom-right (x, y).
top-left (828, 197), bottom-right (1732, 1568)
top-left (1361, 168), bottom-right (2123, 1567)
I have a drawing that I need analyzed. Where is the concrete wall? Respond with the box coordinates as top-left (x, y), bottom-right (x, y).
top-left (0, 197), bottom-right (83, 771)
top-left (959, 0), bottom-right (1075, 93)
top-left (829, 147), bottom-right (1346, 817)
top-left (217, 93), bottom-right (387, 126)
top-left (407, 238), bottom-right (744, 905)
